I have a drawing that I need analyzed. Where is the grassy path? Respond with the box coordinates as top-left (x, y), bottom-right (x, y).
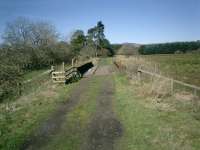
top-left (81, 76), bottom-right (122, 150)
top-left (39, 76), bottom-right (104, 150)
top-left (22, 77), bottom-right (93, 149)
top-left (21, 58), bottom-right (122, 150)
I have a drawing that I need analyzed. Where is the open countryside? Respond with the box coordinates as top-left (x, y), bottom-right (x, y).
top-left (1, 0), bottom-right (200, 150)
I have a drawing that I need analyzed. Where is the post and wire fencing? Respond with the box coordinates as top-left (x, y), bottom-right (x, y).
top-left (114, 56), bottom-right (200, 114)
top-left (137, 66), bottom-right (200, 99)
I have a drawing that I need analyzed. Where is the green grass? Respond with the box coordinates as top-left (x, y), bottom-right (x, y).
top-left (142, 54), bottom-right (200, 86)
top-left (41, 76), bottom-right (105, 150)
top-left (113, 74), bottom-right (200, 150)
top-left (0, 60), bottom-right (108, 149)
top-left (0, 71), bottom-right (76, 149)
top-left (3, 69), bottom-right (50, 102)
top-left (23, 69), bottom-right (47, 81)
top-left (2, 57), bottom-right (200, 150)
top-left (99, 57), bottom-right (113, 65)
top-left (21, 69), bottom-right (50, 96)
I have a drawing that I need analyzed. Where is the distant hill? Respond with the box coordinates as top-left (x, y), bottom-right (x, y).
top-left (116, 43), bottom-right (141, 55)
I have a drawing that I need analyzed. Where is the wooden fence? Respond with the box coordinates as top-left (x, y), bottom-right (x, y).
top-left (51, 59), bottom-right (96, 83)
top-left (137, 66), bottom-right (200, 97)
top-left (51, 66), bottom-right (79, 83)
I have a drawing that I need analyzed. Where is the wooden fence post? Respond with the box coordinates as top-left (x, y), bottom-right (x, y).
top-left (62, 62), bottom-right (65, 72)
top-left (18, 82), bottom-right (22, 96)
top-left (194, 89), bottom-right (197, 98)
top-left (170, 79), bottom-right (174, 95)
top-left (72, 58), bottom-right (75, 67)
top-left (154, 64), bottom-right (157, 73)
top-left (51, 66), bottom-right (54, 71)
top-left (137, 67), bottom-right (141, 83)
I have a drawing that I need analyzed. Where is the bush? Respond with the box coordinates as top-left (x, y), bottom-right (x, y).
top-left (0, 41), bottom-right (73, 102)
top-left (0, 62), bottom-right (22, 102)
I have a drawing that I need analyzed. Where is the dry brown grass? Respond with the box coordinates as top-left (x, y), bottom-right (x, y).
top-left (114, 55), bottom-right (172, 97)
top-left (175, 91), bottom-right (196, 102)
top-left (114, 55), bottom-right (199, 113)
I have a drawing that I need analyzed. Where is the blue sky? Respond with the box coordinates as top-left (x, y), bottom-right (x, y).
top-left (0, 0), bottom-right (199, 44)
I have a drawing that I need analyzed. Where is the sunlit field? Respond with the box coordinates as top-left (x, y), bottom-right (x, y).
top-left (141, 54), bottom-right (200, 86)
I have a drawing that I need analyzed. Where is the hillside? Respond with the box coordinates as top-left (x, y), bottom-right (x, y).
top-left (117, 43), bottom-right (141, 55)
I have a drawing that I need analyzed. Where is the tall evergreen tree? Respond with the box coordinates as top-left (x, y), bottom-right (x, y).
top-left (70, 30), bottom-right (86, 55)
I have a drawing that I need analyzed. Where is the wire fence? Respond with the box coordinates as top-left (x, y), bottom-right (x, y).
top-left (137, 67), bottom-right (200, 98)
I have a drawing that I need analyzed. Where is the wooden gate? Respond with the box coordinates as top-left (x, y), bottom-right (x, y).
top-left (52, 67), bottom-right (80, 83)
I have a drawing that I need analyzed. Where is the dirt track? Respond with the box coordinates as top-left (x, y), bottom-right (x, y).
top-left (21, 64), bottom-right (122, 150)
top-left (81, 75), bottom-right (122, 150)
top-left (21, 78), bottom-right (92, 150)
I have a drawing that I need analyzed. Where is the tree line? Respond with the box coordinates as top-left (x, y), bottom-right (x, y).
top-left (70, 21), bottom-right (114, 58)
top-left (0, 17), bottom-right (112, 102)
top-left (138, 41), bottom-right (200, 54)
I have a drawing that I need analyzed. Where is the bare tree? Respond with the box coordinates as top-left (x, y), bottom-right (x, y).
top-left (2, 17), bottom-right (59, 47)
top-left (2, 17), bottom-right (32, 46)
top-left (30, 21), bottom-right (59, 47)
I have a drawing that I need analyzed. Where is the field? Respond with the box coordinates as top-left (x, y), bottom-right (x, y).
top-left (114, 54), bottom-right (200, 98)
top-left (141, 54), bottom-right (200, 86)
top-left (1, 57), bottom-right (200, 150)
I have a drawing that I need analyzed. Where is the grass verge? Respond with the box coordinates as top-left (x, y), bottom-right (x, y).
top-left (0, 70), bottom-right (76, 149)
top-left (113, 74), bottom-right (200, 150)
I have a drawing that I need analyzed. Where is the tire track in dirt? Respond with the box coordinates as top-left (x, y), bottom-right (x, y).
top-left (21, 78), bottom-right (92, 150)
top-left (82, 75), bottom-right (123, 150)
